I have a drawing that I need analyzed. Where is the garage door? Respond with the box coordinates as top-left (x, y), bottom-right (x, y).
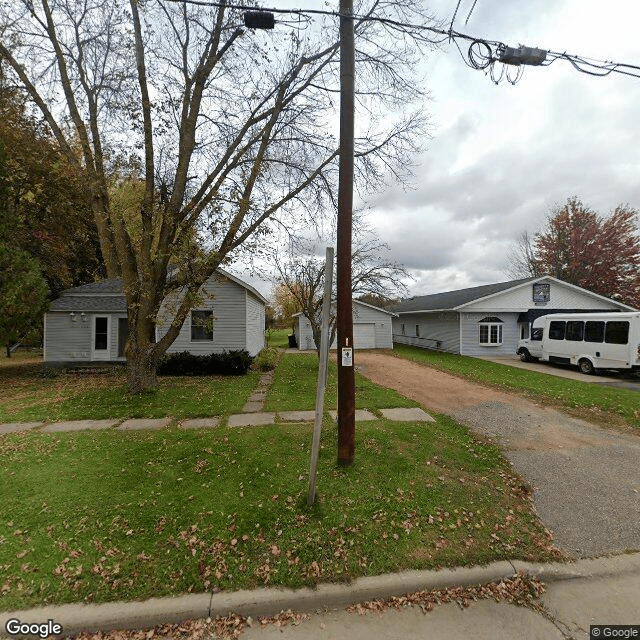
top-left (353, 323), bottom-right (376, 349)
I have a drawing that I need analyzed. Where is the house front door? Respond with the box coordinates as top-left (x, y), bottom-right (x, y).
top-left (91, 316), bottom-right (111, 360)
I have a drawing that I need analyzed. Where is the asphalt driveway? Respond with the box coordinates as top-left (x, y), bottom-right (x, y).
top-left (357, 352), bottom-right (640, 559)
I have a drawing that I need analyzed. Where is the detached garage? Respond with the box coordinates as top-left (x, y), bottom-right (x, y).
top-left (293, 300), bottom-right (396, 351)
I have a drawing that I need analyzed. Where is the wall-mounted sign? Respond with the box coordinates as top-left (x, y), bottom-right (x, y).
top-left (532, 283), bottom-right (550, 305)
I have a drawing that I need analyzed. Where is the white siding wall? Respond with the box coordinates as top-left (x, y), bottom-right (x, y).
top-left (44, 312), bottom-right (127, 362)
top-left (462, 280), bottom-right (622, 313)
top-left (109, 314), bottom-right (128, 361)
top-left (460, 312), bottom-right (521, 356)
top-left (393, 312), bottom-right (460, 353)
top-left (295, 303), bottom-right (393, 351)
top-left (44, 312), bottom-right (93, 362)
top-left (158, 276), bottom-right (248, 354)
top-left (353, 304), bottom-right (394, 349)
top-left (296, 316), bottom-right (324, 351)
top-left (246, 293), bottom-right (266, 356)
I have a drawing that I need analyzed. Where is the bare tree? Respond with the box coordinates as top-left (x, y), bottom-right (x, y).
top-left (505, 230), bottom-right (544, 279)
top-left (0, 0), bottom-right (436, 391)
top-left (275, 234), bottom-right (410, 354)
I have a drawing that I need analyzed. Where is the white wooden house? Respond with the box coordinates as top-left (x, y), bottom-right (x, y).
top-left (391, 276), bottom-right (636, 357)
top-left (44, 269), bottom-right (267, 365)
top-left (293, 300), bottom-right (396, 351)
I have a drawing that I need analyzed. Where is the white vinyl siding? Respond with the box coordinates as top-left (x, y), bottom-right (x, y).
top-left (246, 293), bottom-right (266, 356)
top-left (43, 312), bottom-right (93, 362)
top-left (460, 312), bottom-right (520, 356)
top-left (43, 312), bottom-right (127, 362)
top-left (154, 272), bottom-right (267, 357)
top-left (294, 302), bottom-right (394, 351)
top-left (392, 312), bottom-right (460, 353)
top-left (460, 280), bottom-right (623, 313)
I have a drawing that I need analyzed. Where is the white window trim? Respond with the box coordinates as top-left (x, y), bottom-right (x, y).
top-left (478, 320), bottom-right (503, 346)
top-left (191, 309), bottom-right (214, 342)
top-left (91, 315), bottom-right (111, 360)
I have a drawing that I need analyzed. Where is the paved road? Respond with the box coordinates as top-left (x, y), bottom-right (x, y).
top-left (357, 352), bottom-right (640, 559)
top-left (241, 564), bottom-right (640, 640)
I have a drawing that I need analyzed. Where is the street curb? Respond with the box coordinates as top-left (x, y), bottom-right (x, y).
top-left (2, 553), bottom-right (639, 637)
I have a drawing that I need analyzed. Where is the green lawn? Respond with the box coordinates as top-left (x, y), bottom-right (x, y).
top-left (0, 417), bottom-right (561, 611)
top-left (0, 367), bottom-right (260, 423)
top-left (264, 353), bottom-right (418, 412)
top-left (393, 344), bottom-right (640, 432)
top-left (266, 328), bottom-right (291, 348)
top-left (0, 347), bottom-right (565, 611)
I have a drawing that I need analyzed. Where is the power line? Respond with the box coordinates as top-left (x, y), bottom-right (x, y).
top-left (166, 0), bottom-right (640, 83)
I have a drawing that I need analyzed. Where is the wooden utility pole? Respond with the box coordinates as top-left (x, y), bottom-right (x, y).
top-left (336, 0), bottom-right (355, 466)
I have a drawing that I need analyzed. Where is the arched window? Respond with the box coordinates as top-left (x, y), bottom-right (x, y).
top-left (478, 316), bottom-right (503, 346)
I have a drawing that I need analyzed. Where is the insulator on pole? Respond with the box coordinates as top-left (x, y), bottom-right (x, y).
top-left (499, 45), bottom-right (547, 66)
top-left (243, 11), bottom-right (275, 29)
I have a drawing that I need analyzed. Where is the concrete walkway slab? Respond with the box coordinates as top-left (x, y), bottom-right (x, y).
top-left (0, 422), bottom-right (43, 434)
top-left (228, 412), bottom-right (276, 427)
top-left (380, 407), bottom-right (435, 422)
top-left (117, 418), bottom-right (172, 431)
top-left (329, 409), bottom-right (377, 422)
top-left (241, 401), bottom-right (264, 413)
top-left (43, 419), bottom-right (119, 432)
top-left (279, 410), bottom-right (317, 422)
top-left (179, 418), bottom-right (220, 429)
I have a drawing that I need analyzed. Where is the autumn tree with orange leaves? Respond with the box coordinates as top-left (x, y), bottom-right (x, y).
top-left (508, 197), bottom-right (640, 308)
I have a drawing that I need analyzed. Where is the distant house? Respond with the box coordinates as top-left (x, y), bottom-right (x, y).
top-left (44, 269), bottom-right (267, 365)
top-left (391, 275), bottom-right (636, 357)
top-left (293, 300), bottom-right (396, 351)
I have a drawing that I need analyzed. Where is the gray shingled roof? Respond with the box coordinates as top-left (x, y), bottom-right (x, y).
top-left (49, 295), bottom-right (127, 312)
top-left (391, 277), bottom-right (538, 313)
top-left (48, 269), bottom-right (266, 312)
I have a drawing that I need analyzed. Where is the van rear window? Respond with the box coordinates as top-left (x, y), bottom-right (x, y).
top-left (548, 321), bottom-right (565, 340)
top-left (585, 321), bottom-right (605, 343)
top-left (605, 321), bottom-right (629, 345)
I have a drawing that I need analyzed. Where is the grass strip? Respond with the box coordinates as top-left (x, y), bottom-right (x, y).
top-left (0, 417), bottom-right (561, 611)
top-left (0, 359), bottom-right (259, 423)
top-left (264, 352), bottom-right (418, 412)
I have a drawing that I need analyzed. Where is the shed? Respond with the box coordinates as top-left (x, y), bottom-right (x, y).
top-left (293, 300), bottom-right (396, 351)
top-left (44, 269), bottom-right (267, 365)
top-left (391, 275), bottom-right (636, 357)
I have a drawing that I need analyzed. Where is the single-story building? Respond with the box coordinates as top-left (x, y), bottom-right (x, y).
top-left (293, 300), bottom-right (396, 351)
top-left (44, 269), bottom-right (267, 365)
top-left (391, 275), bottom-right (637, 357)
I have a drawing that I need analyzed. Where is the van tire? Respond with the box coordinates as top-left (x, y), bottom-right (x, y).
top-left (578, 358), bottom-right (595, 375)
top-left (519, 349), bottom-right (532, 362)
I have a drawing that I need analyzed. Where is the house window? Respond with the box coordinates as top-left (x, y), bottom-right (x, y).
top-left (416, 324), bottom-right (420, 337)
top-left (191, 310), bottom-right (213, 341)
top-left (478, 316), bottom-right (503, 346)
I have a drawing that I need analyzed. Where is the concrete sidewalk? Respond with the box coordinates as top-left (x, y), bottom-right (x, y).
top-left (0, 407), bottom-right (435, 434)
top-left (1, 554), bottom-right (639, 639)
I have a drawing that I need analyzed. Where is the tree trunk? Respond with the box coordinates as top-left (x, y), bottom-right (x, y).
top-left (125, 319), bottom-right (159, 394)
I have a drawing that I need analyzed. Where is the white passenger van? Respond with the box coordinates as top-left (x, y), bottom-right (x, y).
top-left (517, 312), bottom-right (640, 374)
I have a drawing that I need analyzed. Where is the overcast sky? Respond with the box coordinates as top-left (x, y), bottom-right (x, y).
top-left (237, 0), bottom-right (640, 299)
